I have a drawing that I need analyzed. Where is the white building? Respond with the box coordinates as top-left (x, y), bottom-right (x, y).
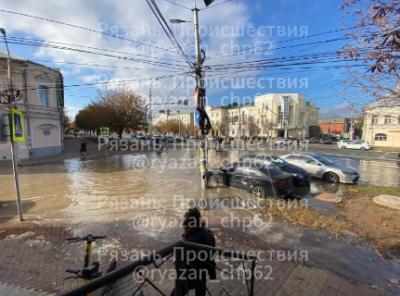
top-left (206, 93), bottom-right (319, 138)
top-left (0, 51), bottom-right (64, 160)
top-left (152, 111), bottom-right (194, 126)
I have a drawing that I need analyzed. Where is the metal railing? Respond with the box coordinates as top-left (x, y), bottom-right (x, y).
top-left (62, 240), bottom-right (257, 296)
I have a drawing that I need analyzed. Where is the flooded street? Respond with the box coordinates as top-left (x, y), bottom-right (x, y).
top-left (1, 148), bottom-right (400, 294)
top-left (1, 148), bottom-right (399, 222)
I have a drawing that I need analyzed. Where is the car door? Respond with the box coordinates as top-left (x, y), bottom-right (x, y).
top-left (347, 141), bottom-right (357, 149)
top-left (230, 165), bottom-right (259, 190)
top-left (230, 166), bottom-right (248, 189)
top-left (302, 156), bottom-right (324, 177)
top-left (353, 141), bottom-right (362, 149)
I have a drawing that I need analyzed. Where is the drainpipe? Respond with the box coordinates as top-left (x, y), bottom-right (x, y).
top-left (23, 62), bottom-right (32, 156)
top-left (58, 73), bottom-right (65, 153)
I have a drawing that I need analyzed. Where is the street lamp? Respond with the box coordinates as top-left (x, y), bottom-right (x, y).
top-left (170, 19), bottom-right (191, 24)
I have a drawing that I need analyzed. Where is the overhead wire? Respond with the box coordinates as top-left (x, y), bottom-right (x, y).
top-left (0, 8), bottom-right (181, 55)
top-left (209, 24), bottom-right (374, 59)
top-left (7, 35), bottom-right (190, 65)
top-left (0, 38), bottom-right (190, 71)
top-left (145, 0), bottom-right (194, 67)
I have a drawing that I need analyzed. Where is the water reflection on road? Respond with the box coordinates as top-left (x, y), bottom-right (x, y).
top-left (0, 148), bottom-right (399, 223)
top-left (0, 149), bottom-right (400, 292)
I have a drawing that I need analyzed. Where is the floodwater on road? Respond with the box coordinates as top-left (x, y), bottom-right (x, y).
top-left (0, 148), bottom-right (400, 293)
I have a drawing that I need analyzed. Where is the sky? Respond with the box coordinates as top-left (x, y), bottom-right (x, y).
top-left (0, 0), bottom-right (371, 119)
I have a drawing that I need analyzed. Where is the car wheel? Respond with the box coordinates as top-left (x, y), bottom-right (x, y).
top-left (250, 186), bottom-right (266, 198)
top-left (341, 146), bottom-right (346, 149)
top-left (207, 175), bottom-right (220, 188)
top-left (323, 172), bottom-right (340, 183)
top-left (361, 147), bottom-right (365, 151)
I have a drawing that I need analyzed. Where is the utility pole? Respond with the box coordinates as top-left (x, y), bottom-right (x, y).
top-left (238, 104), bottom-right (242, 139)
top-left (1, 28), bottom-right (24, 221)
top-left (148, 80), bottom-right (154, 135)
top-left (192, 0), bottom-right (208, 189)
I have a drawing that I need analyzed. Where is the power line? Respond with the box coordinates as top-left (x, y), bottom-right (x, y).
top-left (145, 0), bottom-right (193, 67)
top-left (164, 0), bottom-right (192, 10)
top-left (23, 71), bottom-right (194, 91)
top-left (209, 24), bottom-right (373, 59)
top-left (0, 8), bottom-right (180, 55)
top-left (209, 36), bottom-right (352, 60)
top-left (205, 47), bottom-right (383, 72)
top-left (30, 59), bottom-right (175, 72)
top-left (1, 39), bottom-right (191, 71)
top-left (7, 35), bottom-right (189, 64)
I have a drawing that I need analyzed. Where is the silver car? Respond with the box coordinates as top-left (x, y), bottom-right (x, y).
top-left (281, 153), bottom-right (359, 184)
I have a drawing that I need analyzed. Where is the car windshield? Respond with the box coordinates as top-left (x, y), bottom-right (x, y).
top-left (313, 155), bottom-right (334, 165)
top-left (271, 156), bottom-right (289, 168)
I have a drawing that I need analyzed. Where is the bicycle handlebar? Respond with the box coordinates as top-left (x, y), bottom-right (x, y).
top-left (66, 235), bottom-right (106, 243)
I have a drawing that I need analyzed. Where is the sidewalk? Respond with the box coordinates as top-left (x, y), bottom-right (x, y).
top-left (0, 220), bottom-right (385, 296)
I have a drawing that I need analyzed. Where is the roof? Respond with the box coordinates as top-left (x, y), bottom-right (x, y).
top-left (0, 50), bottom-right (61, 74)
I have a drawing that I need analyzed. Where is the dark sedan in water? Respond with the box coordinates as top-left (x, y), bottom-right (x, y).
top-left (206, 160), bottom-right (293, 198)
top-left (239, 155), bottom-right (311, 187)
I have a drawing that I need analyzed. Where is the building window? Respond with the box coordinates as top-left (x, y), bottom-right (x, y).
top-left (372, 116), bottom-right (378, 124)
top-left (38, 85), bottom-right (49, 107)
top-left (43, 128), bottom-right (51, 136)
top-left (374, 133), bottom-right (387, 141)
top-left (384, 116), bottom-right (392, 124)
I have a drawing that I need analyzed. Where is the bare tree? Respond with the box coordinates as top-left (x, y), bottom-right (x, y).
top-left (74, 86), bottom-right (147, 137)
top-left (153, 120), bottom-right (199, 136)
top-left (340, 0), bottom-right (400, 99)
top-left (245, 119), bottom-right (261, 138)
top-left (261, 120), bottom-right (275, 140)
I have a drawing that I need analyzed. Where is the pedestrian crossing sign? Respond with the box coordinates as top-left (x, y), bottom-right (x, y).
top-left (100, 127), bottom-right (110, 138)
top-left (11, 108), bottom-right (25, 142)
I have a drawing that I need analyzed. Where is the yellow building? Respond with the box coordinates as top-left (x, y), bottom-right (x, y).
top-left (0, 51), bottom-right (64, 160)
top-left (363, 96), bottom-right (400, 148)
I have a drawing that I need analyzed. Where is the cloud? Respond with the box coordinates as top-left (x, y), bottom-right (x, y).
top-left (64, 105), bottom-right (82, 119)
top-left (0, 0), bottom-right (254, 115)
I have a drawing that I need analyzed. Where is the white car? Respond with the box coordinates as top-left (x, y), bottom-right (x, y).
top-left (273, 138), bottom-right (293, 146)
top-left (338, 140), bottom-right (370, 150)
top-left (282, 153), bottom-right (359, 184)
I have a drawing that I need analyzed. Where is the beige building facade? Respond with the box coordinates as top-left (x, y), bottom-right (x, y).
top-left (206, 93), bottom-right (319, 138)
top-left (152, 111), bottom-right (194, 126)
top-left (363, 96), bottom-right (400, 148)
top-left (0, 51), bottom-right (64, 160)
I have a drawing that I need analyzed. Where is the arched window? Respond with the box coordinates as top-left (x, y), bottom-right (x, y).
top-left (375, 133), bottom-right (387, 141)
